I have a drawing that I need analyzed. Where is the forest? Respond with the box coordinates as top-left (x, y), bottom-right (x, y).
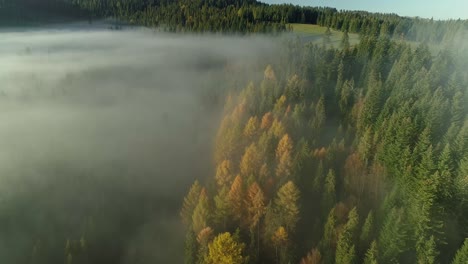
top-left (2, 0), bottom-right (467, 41)
top-left (181, 35), bottom-right (468, 263)
top-left (0, 0), bottom-right (467, 264)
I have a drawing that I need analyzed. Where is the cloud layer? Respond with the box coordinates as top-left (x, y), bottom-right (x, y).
top-left (0, 22), bottom-right (280, 263)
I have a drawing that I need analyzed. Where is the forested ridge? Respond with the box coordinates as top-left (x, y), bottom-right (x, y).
top-left (2, 0), bottom-right (468, 44)
top-left (181, 35), bottom-right (468, 264)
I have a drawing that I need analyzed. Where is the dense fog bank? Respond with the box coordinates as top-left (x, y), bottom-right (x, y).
top-left (0, 23), bottom-right (280, 263)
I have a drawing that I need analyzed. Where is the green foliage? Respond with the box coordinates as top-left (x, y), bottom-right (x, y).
top-left (274, 181), bottom-right (300, 232)
top-left (214, 187), bottom-right (231, 229)
top-left (360, 211), bottom-right (374, 250)
top-left (181, 181), bottom-right (202, 227)
top-left (192, 190), bottom-right (210, 235)
top-left (185, 231), bottom-right (198, 264)
top-left (452, 238), bottom-right (468, 264)
top-left (378, 208), bottom-right (407, 263)
top-left (364, 241), bottom-right (378, 264)
top-left (335, 207), bottom-right (359, 264)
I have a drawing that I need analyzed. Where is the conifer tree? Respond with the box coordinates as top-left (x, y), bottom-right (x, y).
top-left (274, 181), bottom-right (300, 232)
top-left (228, 175), bottom-right (244, 223)
top-left (323, 169), bottom-right (336, 213)
top-left (364, 241), bottom-right (378, 264)
top-left (335, 207), bottom-right (359, 264)
top-left (452, 238), bottom-right (468, 264)
top-left (192, 189), bottom-right (210, 235)
top-left (276, 134), bottom-right (294, 180)
top-left (216, 160), bottom-right (234, 187)
top-left (245, 182), bottom-right (266, 258)
top-left (360, 211), bottom-right (374, 251)
top-left (240, 143), bottom-right (262, 180)
top-left (181, 181), bottom-right (202, 227)
top-left (214, 187), bottom-right (231, 229)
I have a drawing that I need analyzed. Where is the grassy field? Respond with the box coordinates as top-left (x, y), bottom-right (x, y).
top-left (288, 23), bottom-right (360, 48)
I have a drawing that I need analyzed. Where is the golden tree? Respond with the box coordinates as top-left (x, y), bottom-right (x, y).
top-left (204, 232), bottom-right (247, 264)
top-left (240, 143), bottom-right (262, 179)
top-left (260, 112), bottom-right (273, 130)
top-left (228, 175), bottom-right (244, 222)
top-left (216, 160), bottom-right (234, 187)
top-left (244, 116), bottom-right (259, 139)
top-left (245, 182), bottom-right (266, 257)
top-left (276, 134), bottom-right (294, 179)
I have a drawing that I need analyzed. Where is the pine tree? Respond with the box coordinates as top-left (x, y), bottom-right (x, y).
top-left (437, 144), bottom-right (454, 201)
top-left (364, 240), bottom-right (378, 264)
top-left (276, 134), bottom-right (294, 180)
top-left (240, 143), bottom-right (262, 180)
top-left (272, 226), bottom-right (289, 264)
top-left (214, 187), bottom-right (231, 229)
top-left (274, 181), bottom-right (300, 232)
top-left (323, 169), bottom-right (336, 213)
top-left (260, 112), bottom-right (274, 130)
top-left (320, 208), bottom-right (336, 262)
top-left (244, 116), bottom-right (259, 139)
top-left (360, 211), bottom-right (374, 251)
top-left (335, 207), bottom-right (359, 264)
top-left (452, 238), bottom-right (468, 264)
top-left (378, 207), bottom-right (407, 263)
top-left (359, 72), bottom-right (383, 131)
top-left (417, 235), bottom-right (437, 264)
top-left (185, 230), bottom-right (198, 264)
top-left (216, 160), bottom-right (234, 187)
top-left (192, 189), bottom-right (210, 234)
top-left (245, 182), bottom-right (265, 259)
top-left (312, 97), bottom-right (326, 130)
top-left (181, 181), bottom-right (202, 227)
top-left (229, 175), bottom-right (244, 223)
top-left (270, 118), bottom-right (286, 138)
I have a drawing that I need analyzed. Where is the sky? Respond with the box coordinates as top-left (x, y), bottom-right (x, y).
top-left (262, 0), bottom-right (468, 20)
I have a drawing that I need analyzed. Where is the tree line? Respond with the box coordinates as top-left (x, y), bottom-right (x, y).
top-left (2, 0), bottom-right (468, 43)
top-left (181, 33), bottom-right (468, 263)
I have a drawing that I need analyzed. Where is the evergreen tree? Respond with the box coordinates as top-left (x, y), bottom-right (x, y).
top-left (452, 239), bottom-right (468, 264)
top-left (185, 230), bottom-right (198, 264)
top-left (192, 189), bottom-right (210, 234)
top-left (216, 160), bottom-right (234, 187)
top-left (276, 134), bottom-right (294, 181)
top-left (323, 169), bottom-right (336, 213)
top-left (364, 241), bottom-right (378, 264)
top-left (214, 187), bottom-right (231, 229)
top-left (229, 175), bottom-right (244, 223)
top-left (181, 181), bottom-right (202, 227)
top-left (360, 211), bottom-right (374, 251)
top-left (335, 207), bottom-right (359, 264)
top-left (274, 181), bottom-right (300, 232)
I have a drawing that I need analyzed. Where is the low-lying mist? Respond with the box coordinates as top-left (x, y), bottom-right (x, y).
top-left (0, 22), bottom-right (280, 263)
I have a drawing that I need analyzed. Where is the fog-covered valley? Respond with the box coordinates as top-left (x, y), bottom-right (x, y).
top-left (0, 23), bottom-right (280, 263)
